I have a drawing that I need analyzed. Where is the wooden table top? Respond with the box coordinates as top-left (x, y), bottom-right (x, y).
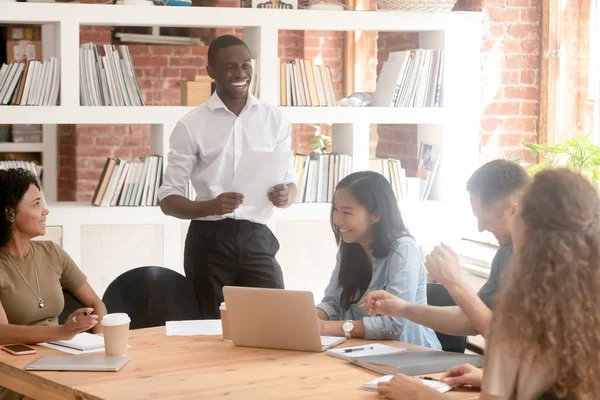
top-left (0, 327), bottom-right (480, 400)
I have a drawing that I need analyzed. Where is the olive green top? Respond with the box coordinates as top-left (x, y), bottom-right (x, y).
top-left (0, 240), bottom-right (87, 326)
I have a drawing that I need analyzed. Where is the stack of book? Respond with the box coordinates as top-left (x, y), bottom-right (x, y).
top-left (0, 160), bottom-right (46, 206)
top-left (79, 43), bottom-right (144, 106)
top-left (91, 155), bottom-right (163, 207)
top-left (294, 153), bottom-right (353, 203)
top-left (368, 158), bottom-right (408, 201)
top-left (280, 59), bottom-right (337, 107)
top-left (0, 58), bottom-right (60, 106)
top-left (372, 49), bottom-right (444, 108)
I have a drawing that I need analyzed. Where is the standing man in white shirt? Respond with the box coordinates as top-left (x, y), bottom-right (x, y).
top-left (157, 35), bottom-right (298, 319)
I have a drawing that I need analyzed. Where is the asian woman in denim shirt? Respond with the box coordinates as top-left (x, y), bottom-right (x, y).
top-left (316, 171), bottom-right (441, 349)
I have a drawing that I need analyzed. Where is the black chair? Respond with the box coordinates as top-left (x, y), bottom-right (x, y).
top-left (58, 288), bottom-right (86, 325)
top-left (426, 283), bottom-right (467, 353)
top-left (101, 266), bottom-right (202, 330)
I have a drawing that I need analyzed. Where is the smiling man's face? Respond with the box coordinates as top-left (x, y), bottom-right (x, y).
top-left (208, 44), bottom-right (253, 102)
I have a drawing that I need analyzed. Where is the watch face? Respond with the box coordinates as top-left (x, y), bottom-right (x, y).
top-left (342, 321), bottom-right (354, 332)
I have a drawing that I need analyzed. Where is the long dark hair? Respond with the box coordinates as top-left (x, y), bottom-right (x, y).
top-left (331, 171), bottom-right (409, 310)
top-left (0, 168), bottom-right (40, 248)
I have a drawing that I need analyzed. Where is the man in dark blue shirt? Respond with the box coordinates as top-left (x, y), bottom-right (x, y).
top-left (366, 160), bottom-right (529, 338)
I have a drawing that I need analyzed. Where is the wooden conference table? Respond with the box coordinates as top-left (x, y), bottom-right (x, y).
top-left (0, 327), bottom-right (480, 400)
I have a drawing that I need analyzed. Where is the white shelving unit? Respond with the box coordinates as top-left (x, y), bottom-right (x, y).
top-left (0, 3), bottom-right (482, 298)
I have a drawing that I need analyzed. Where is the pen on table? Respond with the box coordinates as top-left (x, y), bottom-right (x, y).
top-left (342, 346), bottom-right (374, 353)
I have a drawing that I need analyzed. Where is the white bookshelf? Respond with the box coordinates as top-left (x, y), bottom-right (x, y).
top-left (1, 3), bottom-right (482, 299)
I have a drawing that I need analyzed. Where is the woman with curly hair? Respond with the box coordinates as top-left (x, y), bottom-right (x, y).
top-left (0, 168), bottom-right (108, 397)
top-left (376, 168), bottom-right (600, 400)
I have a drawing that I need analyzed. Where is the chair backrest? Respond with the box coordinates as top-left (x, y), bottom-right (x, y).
top-left (58, 289), bottom-right (86, 325)
top-left (101, 266), bottom-right (202, 330)
top-left (426, 283), bottom-right (467, 353)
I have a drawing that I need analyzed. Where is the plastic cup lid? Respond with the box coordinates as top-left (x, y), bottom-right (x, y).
top-left (101, 313), bottom-right (131, 326)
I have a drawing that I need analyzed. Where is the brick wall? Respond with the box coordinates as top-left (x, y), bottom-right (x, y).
top-left (478, 0), bottom-right (540, 163)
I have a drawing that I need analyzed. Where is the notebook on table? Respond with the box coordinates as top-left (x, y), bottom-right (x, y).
top-left (327, 343), bottom-right (406, 361)
top-left (48, 332), bottom-right (104, 351)
top-left (25, 355), bottom-right (131, 372)
top-left (349, 350), bottom-right (484, 376)
top-left (364, 375), bottom-right (453, 393)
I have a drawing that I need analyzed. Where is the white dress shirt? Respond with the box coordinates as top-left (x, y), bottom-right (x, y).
top-left (157, 92), bottom-right (297, 224)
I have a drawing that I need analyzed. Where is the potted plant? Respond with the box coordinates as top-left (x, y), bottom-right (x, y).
top-left (523, 134), bottom-right (600, 186)
top-left (310, 124), bottom-right (332, 154)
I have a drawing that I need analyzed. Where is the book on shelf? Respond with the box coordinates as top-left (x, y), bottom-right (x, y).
top-left (279, 59), bottom-right (337, 107)
top-left (293, 153), bottom-right (352, 203)
top-left (0, 58), bottom-right (60, 106)
top-left (91, 155), bottom-right (163, 207)
top-left (0, 160), bottom-right (46, 207)
top-left (11, 124), bottom-right (42, 143)
top-left (79, 43), bottom-right (144, 107)
top-left (371, 48), bottom-right (444, 108)
top-left (368, 158), bottom-right (407, 202)
top-left (416, 142), bottom-right (442, 201)
top-left (249, 58), bottom-right (259, 98)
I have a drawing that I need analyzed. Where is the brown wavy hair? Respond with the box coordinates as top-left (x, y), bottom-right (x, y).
top-left (490, 168), bottom-right (600, 399)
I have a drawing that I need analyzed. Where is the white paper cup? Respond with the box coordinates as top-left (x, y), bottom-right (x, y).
top-left (101, 313), bottom-right (131, 356)
top-left (219, 302), bottom-right (231, 342)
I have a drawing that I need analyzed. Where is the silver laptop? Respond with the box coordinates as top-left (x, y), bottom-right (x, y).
top-left (25, 355), bottom-right (131, 372)
top-left (223, 286), bottom-right (346, 352)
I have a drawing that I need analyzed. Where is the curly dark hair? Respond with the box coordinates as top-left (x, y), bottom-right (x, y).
top-left (0, 168), bottom-right (40, 248)
top-left (490, 168), bottom-right (600, 399)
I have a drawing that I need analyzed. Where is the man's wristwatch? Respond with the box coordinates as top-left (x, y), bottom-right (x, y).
top-left (342, 320), bottom-right (354, 339)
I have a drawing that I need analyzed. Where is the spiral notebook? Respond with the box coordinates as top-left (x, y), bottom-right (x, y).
top-left (48, 333), bottom-right (105, 352)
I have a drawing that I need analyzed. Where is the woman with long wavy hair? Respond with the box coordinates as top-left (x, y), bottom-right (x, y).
top-left (376, 167), bottom-right (600, 400)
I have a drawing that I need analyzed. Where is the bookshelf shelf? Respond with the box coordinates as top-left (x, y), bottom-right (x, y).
top-left (2, 3), bottom-right (479, 32)
top-left (0, 105), bottom-right (449, 125)
top-left (2, 3), bottom-right (482, 299)
top-left (0, 142), bottom-right (45, 153)
top-left (44, 200), bottom-right (444, 225)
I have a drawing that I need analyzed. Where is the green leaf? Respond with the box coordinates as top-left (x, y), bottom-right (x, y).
top-left (524, 142), bottom-right (566, 154)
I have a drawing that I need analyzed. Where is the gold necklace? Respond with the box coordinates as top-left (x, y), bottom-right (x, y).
top-left (4, 246), bottom-right (44, 308)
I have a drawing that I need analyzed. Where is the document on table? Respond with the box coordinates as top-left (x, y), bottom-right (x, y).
top-left (38, 342), bottom-right (106, 355)
top-left (327, 343), bottom-right (406, 361)
top-left (364, 375), bottom-right (453, 393)
top-left (231, 150), bottom-right (293, 207)
top-left (166, 320), bottom-right (223, 336)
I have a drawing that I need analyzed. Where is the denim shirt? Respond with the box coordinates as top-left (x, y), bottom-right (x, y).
top-left (316, 236), bottom-right (442, 349)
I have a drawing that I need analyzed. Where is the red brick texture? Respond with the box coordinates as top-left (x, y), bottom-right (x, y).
top-left (475, 0), bottom-right (541, 163)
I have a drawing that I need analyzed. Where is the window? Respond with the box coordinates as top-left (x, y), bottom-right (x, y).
top-left (540, 0), bottom-right (595, 145)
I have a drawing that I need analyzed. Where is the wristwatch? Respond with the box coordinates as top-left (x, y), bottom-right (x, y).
top-left (342, 320), bottom-right (354, 339)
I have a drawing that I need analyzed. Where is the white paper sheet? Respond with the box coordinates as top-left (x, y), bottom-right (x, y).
top-left (165, 320), bottom-right (223, 336)
top-left (37, 342), bottom-right (132, 355)
top-left (328, 343), bottom-right (406, 359)
top-left (364, 375), bottom-right (453, 393)
top-left (230, 150), bottom-right (293, 207)
top-left (38, 342), bottom-right (105, 355)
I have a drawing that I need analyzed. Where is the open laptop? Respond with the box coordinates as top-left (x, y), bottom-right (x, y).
top-left (223, 286), bottom-right (346, 352)
top-left (25, 355), bottom-right (131, 372)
